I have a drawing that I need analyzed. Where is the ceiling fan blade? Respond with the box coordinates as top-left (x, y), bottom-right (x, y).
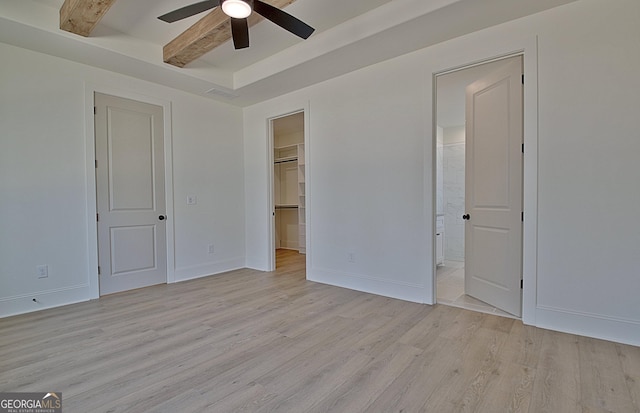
top-left (231, 18), bottom-right (250, 49)
top-left (158, 0), bottom-right (218, 23)
top-left (253, 0), bottom-right (315, 40)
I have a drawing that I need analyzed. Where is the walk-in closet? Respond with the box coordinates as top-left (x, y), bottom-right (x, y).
top-left (272, 112), bottom-right (306, 267)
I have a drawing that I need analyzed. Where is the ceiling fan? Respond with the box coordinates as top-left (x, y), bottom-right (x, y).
top-left (158, 0), bottom-right (315, 50)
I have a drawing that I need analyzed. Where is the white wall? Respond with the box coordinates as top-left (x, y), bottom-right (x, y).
top-left (244, 0), bottom-right (640, 345)
top-left (170, 93), bottom-right (245, 281)
top-left (245, 47), bottom-right (432, 303)
top-left (533, 0), bottom-right (640, 344)
top-left (0, 42), bottom-right (245, 316)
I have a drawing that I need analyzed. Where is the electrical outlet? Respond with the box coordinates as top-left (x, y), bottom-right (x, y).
top-left (347, 253), bottom-right (356, 263)
top-left (36, 265), bottom-right (49, 279)
top-left (187, 195), bottom-right (197, 205)
top-left (208, 244), bottom-right (215, 254)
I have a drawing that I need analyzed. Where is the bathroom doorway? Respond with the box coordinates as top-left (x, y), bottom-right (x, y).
top-left (435, 55), bottom-right (523, 318)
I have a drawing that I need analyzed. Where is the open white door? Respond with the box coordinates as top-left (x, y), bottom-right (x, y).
top-left (464, 57), bottom-right (523, 317)
top-left (95, 93), bottom-right (167, 295)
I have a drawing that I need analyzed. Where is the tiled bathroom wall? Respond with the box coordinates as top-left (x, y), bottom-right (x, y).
top-left (443, 126), bottom-right (465, 262)
top-left (436, 126), bottom-right (444, 215)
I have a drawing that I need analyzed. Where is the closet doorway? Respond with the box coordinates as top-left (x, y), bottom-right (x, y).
top-left (270, 111), bottom-right (306, 270)
top-left (435, 55), bottom-right (523, 318)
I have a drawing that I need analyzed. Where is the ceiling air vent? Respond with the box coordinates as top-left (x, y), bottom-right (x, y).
top-left (205, 87), bottom-right (239, 100)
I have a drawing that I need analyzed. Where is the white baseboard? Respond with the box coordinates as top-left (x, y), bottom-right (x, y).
top-left (173, 257), bottom-right (246, 283)
top-left (536, 305), bottom-right (640, 347)
top-left (0, 284), bottom-right (96, 318)
top-left (0, 258), bottom-right (246, 318)
top-left (308, 267), bottom-right (430, 304)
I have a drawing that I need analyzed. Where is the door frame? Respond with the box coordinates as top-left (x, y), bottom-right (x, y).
top-left (431, 45), bottom-right (538, 325)
top-left (266, 107), bottom-right (310, 272)
top-left (84, 84), bottom-right (175, 298)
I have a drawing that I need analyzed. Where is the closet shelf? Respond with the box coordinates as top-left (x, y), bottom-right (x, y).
top-left (274, 156), bottom-right (298, 164)
top-left (274, 138), bottom-right (305, 254)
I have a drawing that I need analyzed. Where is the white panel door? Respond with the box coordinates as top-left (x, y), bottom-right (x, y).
top-left (464, 57), bottom-right (523, 317)
top-left (95, 93), bottom-right (167, 295)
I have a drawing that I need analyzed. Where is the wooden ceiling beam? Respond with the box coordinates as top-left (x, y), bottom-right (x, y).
top-left (60, 0), bottom-right (118, 37)
top-left (163, 0), bottom-right (297, 68)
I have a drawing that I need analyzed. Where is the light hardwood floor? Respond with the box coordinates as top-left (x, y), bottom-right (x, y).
top-left (1, 249), bottom-right (639, 412)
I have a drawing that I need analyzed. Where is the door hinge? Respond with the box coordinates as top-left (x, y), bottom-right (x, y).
top-left (95, 159), bottom-right (98, 168)
top-left (98, 266), bottom-right (101, 275)
top-left (521, 74), bottom-right (524, 84)
top-left (96, 213), bottom-right (99, 222)
top-left (521, 279), bottom-right (524, 289)
top-left (521, 211), bottom-right (524, 222)
top-left (94, 106), bottom-right (97, 115)
top-left (522, 143), bottom-right (524, 153)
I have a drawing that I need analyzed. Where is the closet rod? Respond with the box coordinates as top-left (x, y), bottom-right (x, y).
top-left (274, 158), bottom-right (297, 164)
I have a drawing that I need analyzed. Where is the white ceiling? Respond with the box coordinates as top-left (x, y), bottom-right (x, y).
top-left (32, 0), bottom-right (394, 72)
top-left (1, 0), bottom-right (578, 107)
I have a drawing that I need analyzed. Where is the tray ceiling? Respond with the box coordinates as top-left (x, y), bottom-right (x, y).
top-left (3, 0), bottom-right (579, 106)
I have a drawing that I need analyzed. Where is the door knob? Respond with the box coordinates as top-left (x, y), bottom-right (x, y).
top-left (462, 214), bottom-right (470, 220)
top-left (159, 215), bottom-right (166, 221)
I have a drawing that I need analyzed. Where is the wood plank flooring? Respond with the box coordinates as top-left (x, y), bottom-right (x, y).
top-left (1, 249), bottom-right (639, 412)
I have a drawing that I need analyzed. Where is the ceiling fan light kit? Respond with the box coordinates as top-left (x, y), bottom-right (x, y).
top-left (221, 0), bottom-right (252, 19)
top-left (159, 0), bottom-right (315, 51)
